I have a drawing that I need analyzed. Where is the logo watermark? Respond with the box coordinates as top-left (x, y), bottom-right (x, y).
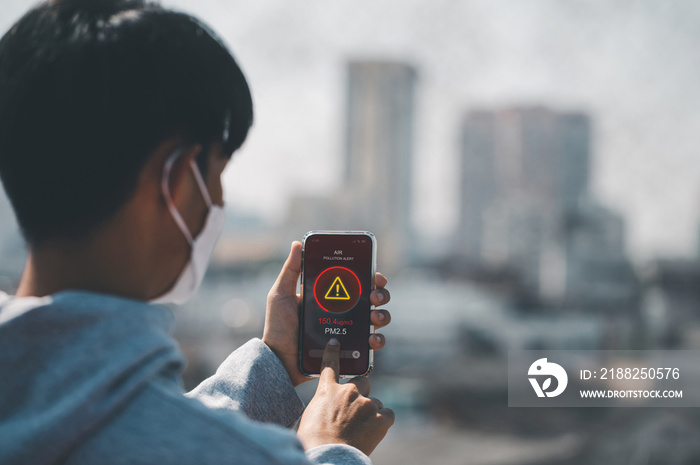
top-left (528, 358), bottom-right (568, 398)
top-left (509, 350), bottom-right (700, 407)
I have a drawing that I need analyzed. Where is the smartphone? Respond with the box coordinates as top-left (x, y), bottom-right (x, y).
top-left (299, 231), bottom-right (376, 378)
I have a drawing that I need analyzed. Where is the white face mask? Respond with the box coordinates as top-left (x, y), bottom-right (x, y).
top-left (151, 148), bottom-right (225, 305)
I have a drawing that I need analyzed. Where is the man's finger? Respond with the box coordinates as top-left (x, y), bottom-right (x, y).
top-left (370, 309), bottom-right (391, 329)
top-left (370, 288), bottom-right (391, 306)
top-left (271, 241), bottom-right (302, 297)
top-left (374, 272), bottom-right (388, 288)
top-left (369, 333), bottom-right (386, 350)
top-left (379, 407), bottom-right (396, 426)
top-left (347, 376), bottom-right (371, 396)
top-left (319, 338), bottom-right (341, 386)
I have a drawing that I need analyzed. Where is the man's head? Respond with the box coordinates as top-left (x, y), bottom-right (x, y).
top-left (0, 0), bottom-right (252, 246)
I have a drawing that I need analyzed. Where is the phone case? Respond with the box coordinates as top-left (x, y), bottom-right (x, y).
top-left (299, 230), bottom-right (376, 378)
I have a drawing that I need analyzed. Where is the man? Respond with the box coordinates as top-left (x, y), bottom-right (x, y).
top-left (0, 0), bottom-right (394, 463)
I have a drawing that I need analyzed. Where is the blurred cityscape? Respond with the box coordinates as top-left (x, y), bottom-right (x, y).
top-left (1, 55), bottom-right (700, 465)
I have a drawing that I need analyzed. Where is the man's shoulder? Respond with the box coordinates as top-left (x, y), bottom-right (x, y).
top-left (66, 377), bottom-right (307, 465)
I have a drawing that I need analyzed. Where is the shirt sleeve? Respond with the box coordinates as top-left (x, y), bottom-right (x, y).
top-left (306, 444), bottom-right (372, 465)
top-left (182, 338), bottom-right (372, 465)
top-left (185, 338), bottom-right (304, 428)
top-left (69, 375), bottom-right (373, 465)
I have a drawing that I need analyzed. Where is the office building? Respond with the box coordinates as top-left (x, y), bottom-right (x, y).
top-left (340, 60), bottom-right (417, 272)
top-left (455, 106), bottom-right (634, 306)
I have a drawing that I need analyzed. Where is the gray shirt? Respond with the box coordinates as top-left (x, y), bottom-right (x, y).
top-left (0, 290), bottom-right (371, 465)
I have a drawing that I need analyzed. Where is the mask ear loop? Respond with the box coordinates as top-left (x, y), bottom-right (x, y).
top-left (161, 148), bottom-right (195, 246)
top-left (189, 159), bottom-right (213, 209)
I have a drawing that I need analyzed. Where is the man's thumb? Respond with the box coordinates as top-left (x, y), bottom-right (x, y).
top-left (272, 241), bottom-right (302, 296)
top-left (319, 338), bottom-right (341, 386)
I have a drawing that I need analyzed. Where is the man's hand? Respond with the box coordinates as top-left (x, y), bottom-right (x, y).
top-left (263, 241), bottom-right (392, 387)
top-left (297, 339), bottom-right (394, 455)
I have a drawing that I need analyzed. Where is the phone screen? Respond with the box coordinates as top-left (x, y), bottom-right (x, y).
top-left (300, 232), bottom-right (375, 376)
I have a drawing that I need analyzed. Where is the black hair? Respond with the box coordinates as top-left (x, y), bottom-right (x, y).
top-left (0, 0), bottom-right (253, 244)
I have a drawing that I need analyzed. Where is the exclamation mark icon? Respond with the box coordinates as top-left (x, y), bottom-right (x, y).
top-left (324, 276), bottom-right (350, 300)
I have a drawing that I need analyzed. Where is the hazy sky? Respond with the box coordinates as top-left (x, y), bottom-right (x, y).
top-left (1, 0), bottom-right (699, 262)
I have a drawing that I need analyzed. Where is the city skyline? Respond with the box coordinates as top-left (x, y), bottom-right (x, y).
top-left (0, 0), bottom-right (699, 264)
top-left (178, 0), bottom-right (700, 262)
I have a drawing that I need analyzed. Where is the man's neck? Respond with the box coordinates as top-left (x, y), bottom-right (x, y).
top-left (15, 230), bottom-right (155, 300)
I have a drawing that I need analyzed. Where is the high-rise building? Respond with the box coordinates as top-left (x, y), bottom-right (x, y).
top-left (455, 111), bottom-right (497, 263)
top-left (457, 107), bottom-right (590, 262)
top-left (489, 107), bottom-right (590, 213)
top-left (455, 106), bottom-right (634, 306)
top-left (557, 113), bottom-right (591, 212)
top-left (340, 61), bottom-right (417, 272)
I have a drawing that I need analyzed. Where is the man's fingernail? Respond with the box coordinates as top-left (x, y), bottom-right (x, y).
top-left (328, 338), bottom-right (340, 346)
top-left (375, 291), bottom-right (384, 301)
top-left (378, 312), bottom-right (385, 321)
